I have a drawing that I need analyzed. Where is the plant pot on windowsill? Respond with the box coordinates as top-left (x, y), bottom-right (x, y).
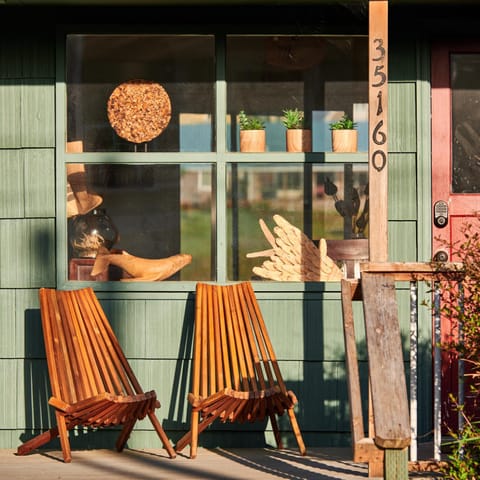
top-left (239, 110), bottom-right (266, 152)
top-left (286, 129), bottom-right (312, 152)
top-left (329, 114), bottom-right (358, 153)
top-left (240, 130), bottom-right (266, 152)
top-left (282, 108), bottom-right (312, 152)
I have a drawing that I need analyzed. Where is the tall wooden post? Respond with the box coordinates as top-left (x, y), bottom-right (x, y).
top-left (369, 0), bottom-right (388, 262)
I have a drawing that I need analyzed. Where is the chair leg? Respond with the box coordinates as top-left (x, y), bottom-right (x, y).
top-left (16, 426), bottom-right (60, 456)
top-left (116, 418), bottom-right (136, 452)
top-left (269, 413), bottom-right (284, 449)
top-left (287, 408), bottom-right (307, 456)
top-left (189, 410), bottom-right (200, 459)
top-left (56, 413), bottom-right (72, 463)
top-left (148, 412), bottom-right (176, 459)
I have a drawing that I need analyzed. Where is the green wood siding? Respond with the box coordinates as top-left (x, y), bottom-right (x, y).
top-left (24, 149), bottom-right (56, 217)
top-left (0, 150), bottom-right (23, 218)
top-left (0, 5), bottom-right (437, 450)
top-left (389, 153), bottom-right (417, 220)
top-left (389, 82), bottom-right (417, 153)
top-left (0, 219), bottom-right (56, 288)
top-left (21, 80), bottom-right (55, 148)
top-left (0, 80), bottom-right (21, 147)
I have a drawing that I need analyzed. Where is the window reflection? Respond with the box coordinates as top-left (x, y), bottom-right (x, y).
top-left (452, 53), bottom-right (480, 193)
top-left (66, 35), bottom-right (215, 153)
top-left (227, 163), bottom-right (368, 280)
top-left (226, 36), bottom-right (368, 152)
top-left (67, 163), bottom-right (214, 281)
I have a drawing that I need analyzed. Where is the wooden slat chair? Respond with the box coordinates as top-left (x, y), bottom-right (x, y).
top-left (175, 281), bottom-right (306, 458)
top-left (17, 287), bottom-right (176, 462)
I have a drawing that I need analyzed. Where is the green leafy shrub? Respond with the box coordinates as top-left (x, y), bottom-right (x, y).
top-left (433, 218), bottom-right (480, 479)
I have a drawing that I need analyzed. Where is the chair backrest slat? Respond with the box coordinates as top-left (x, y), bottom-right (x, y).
top-left (207, 284), bottom-right (217, 395)
top-left (77, 289), bottom-right (128, 395)
top-left (59, 290), bottom-right (101, 399)
top-left (193, 282), bottom-right (288, 398)
top-left (40, 287), bottom-right (145, 404)
top-left (233, 284), bottom-right (265, 391)
top-left (222, 285), bottom-right (243, 391)
top-left (217, 286), bottom-right (231, 390)
top-left (230, 284), bottom-right (260, 393)
top-left (41, 289), bottom-right (77, 403)
top-left (178, 281), bottom-right (306, 458)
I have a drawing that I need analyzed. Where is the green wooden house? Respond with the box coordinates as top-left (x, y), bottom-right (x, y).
top-left (1, 0), bottom-right (478, 454)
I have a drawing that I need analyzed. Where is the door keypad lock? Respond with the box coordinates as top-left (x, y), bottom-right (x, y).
top-left (433, 200), bottom-right (448, 228)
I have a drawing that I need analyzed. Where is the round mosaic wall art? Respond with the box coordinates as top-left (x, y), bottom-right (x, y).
top-left (107, 79), bottom-right (171, 144)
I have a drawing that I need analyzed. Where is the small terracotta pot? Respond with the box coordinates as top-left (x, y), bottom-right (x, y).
top-left (286, 129), bottom-right (312, 152)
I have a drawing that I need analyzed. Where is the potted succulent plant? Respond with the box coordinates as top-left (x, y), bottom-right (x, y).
top-left (281, 108), bottom-right (312, 152)
top-left (238, 110), bottom-right (266, 152)
top-left (329, 113), bottom-right (358, 152)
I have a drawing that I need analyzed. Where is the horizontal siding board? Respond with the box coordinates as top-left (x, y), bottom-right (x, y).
top-left (258, 298), bottom-right (305, 360)
top-left (16, 358), bottom-right (52, 429)
top-left (0, 219), bottom-right (55, 288)
top-left (0, 32), bottom-right (54, 79)
top-left (388, 220), bottom-right (418, 262)
top-left (24, 149), bottom-right (56, 218)
top-left (317, 300), bottom-right (347, 361)
top-left (21, 34), bottom-right (56, 79)
top-left (17, 289), bottom-right (44, 359)
top-left (388, 152), bottom-right (417, 220)
top-left (389, 38), bottom-right (417, 82)
top-left (302, 360), bottom-right (353, 431)
top-left (0, 360), bottom-right (19, 429)
top-left (0, 80), bottom-right (21, 147)
top-left (0, 35), bottom-right (23, 78)
top-left (103, 299), bottom-right (147, 358)
top-left (130, 358), bottom-right (191, 426)
top-left (145, 298), bottom-right (194, 359)
top-left (0, 290), bottom-right (16, 357)
top-left (0, 150), bottom-right (24, 218)
top-left (21, 80), bottom-right (55, 147)
top-left (388, 82), bottom-right (417, 152)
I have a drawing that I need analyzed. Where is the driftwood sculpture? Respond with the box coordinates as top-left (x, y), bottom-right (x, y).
top-left (91, 247), bottom-right (192, 281)
top-left (246, 214), bottom-right (343, 281)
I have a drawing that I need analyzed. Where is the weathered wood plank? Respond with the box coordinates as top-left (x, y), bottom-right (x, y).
top-left (361, 272), bottom-right (410, 449)
top-left (341, 279), bottom-right (365, 447)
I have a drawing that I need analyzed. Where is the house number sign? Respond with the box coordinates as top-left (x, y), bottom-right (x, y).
top-left (371, 36), bottom-right (387, 172)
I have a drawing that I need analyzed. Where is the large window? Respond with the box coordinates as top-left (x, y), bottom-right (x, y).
top-left (62, 32), bottom-right (369, 284)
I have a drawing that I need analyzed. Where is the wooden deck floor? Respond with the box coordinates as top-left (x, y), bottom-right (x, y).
top-left (2, 447), bottom-right (443, 479)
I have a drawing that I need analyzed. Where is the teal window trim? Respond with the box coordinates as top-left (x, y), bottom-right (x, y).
top-left (55, 27), bottom-right (368, 292)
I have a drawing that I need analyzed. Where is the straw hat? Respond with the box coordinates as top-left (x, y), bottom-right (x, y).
top-left (66, 142), bottom-right (103, 217)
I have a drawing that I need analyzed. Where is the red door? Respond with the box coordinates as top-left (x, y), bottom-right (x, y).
top-left (431, 41), bottom-right (480, 430)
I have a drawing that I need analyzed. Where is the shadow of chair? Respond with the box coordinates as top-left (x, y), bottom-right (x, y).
top-left (17, 287), bottom-right (176, 462)
top-left (175, 281), bottom-right (306, 458)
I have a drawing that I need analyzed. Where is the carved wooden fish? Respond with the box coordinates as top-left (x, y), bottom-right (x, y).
top-left (91, 247), bottom-right (192, 282)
